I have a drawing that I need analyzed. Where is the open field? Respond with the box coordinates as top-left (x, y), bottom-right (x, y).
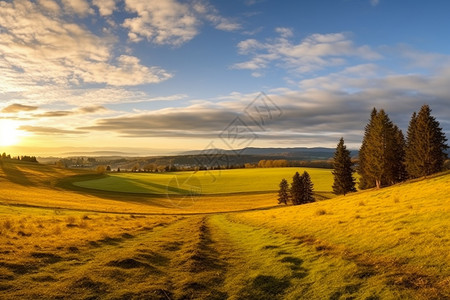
top-left (1, 161), bottom-right (449, 299)
top-left (72, 167), bottom-right (334, 195)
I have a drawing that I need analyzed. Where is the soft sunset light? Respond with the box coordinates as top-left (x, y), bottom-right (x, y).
top-left (0, 119), bottom-right (21, 146)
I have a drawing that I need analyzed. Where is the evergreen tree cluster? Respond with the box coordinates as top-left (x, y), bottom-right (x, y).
top-left (358, 104), bottom-right (447, 189)
top-left (278, 171), bottom-right (315, 205)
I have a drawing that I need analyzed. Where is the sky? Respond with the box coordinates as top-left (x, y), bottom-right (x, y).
top-left (0, 0), bottom-right (449, 156)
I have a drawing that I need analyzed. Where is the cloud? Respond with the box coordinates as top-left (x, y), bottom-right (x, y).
top-left (19, 125), bottom-right (87, 135)
top-left (275, 27), bottom-right (293, 38)
top-left (81, 66), bottom-right (450, 149)
top-left (38, 0), bottom-right (61, 13)
top-left (232, 30), bottom-right (381, 74)
top-left (35, 111), bottom-right (74, 117)
top-left (61, 0), bottom-right (93, 16)
top-left (34, 105), bottom-right (108, 117)
top-left (123, 0), bottom-right (240, 46)
top-left (0, 0), bottom-right (171, 90)
top-left (92, 0), bottom-right (116, 16)
top-left (78, 106), bottom-right (108, 113)
top-left (370, 0), bottom-right (380, 6)
top-left (2, 104), bottom-right (38, 113)
top-left (123, 0), bottom-right (200, 45)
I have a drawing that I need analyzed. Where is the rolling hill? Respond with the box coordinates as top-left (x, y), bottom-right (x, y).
top-left (0, 160), bottom-right (449, 299)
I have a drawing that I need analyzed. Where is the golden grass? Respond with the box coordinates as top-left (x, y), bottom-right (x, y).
top-left (0, 160), bottom-right (449, 299)
top-left (0, 160), bottom-right (280, 214)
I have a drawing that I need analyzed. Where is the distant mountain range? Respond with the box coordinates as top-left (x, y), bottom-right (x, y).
top-left (181, 147), bottom-right (359, 160)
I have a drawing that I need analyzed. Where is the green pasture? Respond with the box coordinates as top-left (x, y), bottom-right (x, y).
top-left (73, 167), bottom-right (333, 195)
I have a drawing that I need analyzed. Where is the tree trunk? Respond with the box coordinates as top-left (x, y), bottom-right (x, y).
top-left (375, 179), bottom-right (381, 189)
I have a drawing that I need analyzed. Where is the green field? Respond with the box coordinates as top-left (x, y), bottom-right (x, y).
top-left (73, 167), bottom-right (334, 195)
top-left (1, 160), bottom-right (449, 299)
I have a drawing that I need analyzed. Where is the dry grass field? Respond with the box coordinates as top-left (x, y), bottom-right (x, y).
top-left (1, 160), bottom-right (449, 299)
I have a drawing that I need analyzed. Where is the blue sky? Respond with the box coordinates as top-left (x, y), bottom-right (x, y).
top-left (0, 0), bottom-right (449, 155)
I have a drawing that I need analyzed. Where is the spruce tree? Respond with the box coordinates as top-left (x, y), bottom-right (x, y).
top-left (405, 105), bottom-right (448, 177)
top-left (391, 126), bottom-right (407, 183)
top-left (359, 108), bottom-right (402, 189)
top-left (300, 171), bottom-right (315, 203)
top-left (405, 112), bottom-right (421, 177)
top-left (290, 172), bottom-right (302, 205)
top-left (332, 137), bottom-right (356, 195)
top-left (358, 108), bottom-right (377, 189)
top-left (277, 178), bottom-right (290, 205)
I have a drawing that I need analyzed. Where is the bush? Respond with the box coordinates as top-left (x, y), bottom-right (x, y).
top-left (96, 165), bottom-right (107, 174)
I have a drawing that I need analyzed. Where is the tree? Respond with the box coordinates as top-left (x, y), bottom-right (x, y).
top-left (332, 137), bottom-right (356, 195)
top-left (358, 108), bottom-right (377, 189)
top-left (300, 171), bottom-right (315, 204)
top-left (391, 126), bottom-right (407, 183)
top-left (358, 108), bottom-right (403, 189)
top-left (290, 172), bottom-right (302, 205)
top-left (290, 171), bottom-right (315, 205)
top-left (106, 165), bottom-right (111, 172)
top-left (277, 178), bottom-right (290, 205)
top-left (405, 105), bottom-right (448, 178)
top-left (405, 112), bottom-right (421, 177)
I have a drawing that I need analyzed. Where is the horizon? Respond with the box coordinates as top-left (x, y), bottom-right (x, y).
top-left (1, 0), bottom-right (449, 155)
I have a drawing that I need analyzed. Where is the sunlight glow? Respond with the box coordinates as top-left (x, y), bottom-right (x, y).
top-left (0, 119), bottom-right (21, 146)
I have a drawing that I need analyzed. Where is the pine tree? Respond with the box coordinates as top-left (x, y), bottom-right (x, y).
top-left (332, 137), bottom-right (356, 195)
top-left (358, 108), bottom-right (377, 189)
top-left (290, 172), bottom-right (302, 205)
top-left (391, 126), bottom-right (407, 183)
top-left (300, 171), bottom-right (315, 203)
top-left (405, 112), bottom-right (421, 177)
top-left (405, 105), bottom-right (448, 177)
top-left (277, 178), bottom-right (290, 205)
top-left (358, 108), bottom-right (402, 189)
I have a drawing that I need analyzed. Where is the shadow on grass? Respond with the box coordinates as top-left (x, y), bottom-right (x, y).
top-left (238, 275), bottom-right (291, 300)
top-left (0, 160), bottom-right (33, 186)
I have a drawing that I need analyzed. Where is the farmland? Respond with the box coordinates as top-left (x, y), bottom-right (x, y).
top-left (72, 167), bottom-right (334, 195)
top-left (0, 160), bottom-right (449, 299)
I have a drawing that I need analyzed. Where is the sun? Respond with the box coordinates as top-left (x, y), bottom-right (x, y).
top-left (0, 119), bottom-right (21, 146)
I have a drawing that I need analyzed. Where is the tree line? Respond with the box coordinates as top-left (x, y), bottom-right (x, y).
top-left (332, 104), bottom-right (448, 195)
top-left (1, 153), bottom-right (38, 163)
top-left (278, 104), bottom-right (448, 205)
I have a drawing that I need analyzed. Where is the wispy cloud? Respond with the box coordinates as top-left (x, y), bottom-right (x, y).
top-left (19, 125), bottom-right (87, 135)
top-left (34, 105), bottom-right (108, 117)
top-left (232, 30), bottom-right (381, 74)
top-left (2, 104), bottom-right (38, 113)
top-left (370, 0), bottom-right (380, 7)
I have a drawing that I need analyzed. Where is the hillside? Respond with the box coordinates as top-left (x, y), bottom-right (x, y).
top-left (0, 161), bottom-right (449, 299)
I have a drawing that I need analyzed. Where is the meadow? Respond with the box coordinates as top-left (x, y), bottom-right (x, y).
top-left (72, 167), bottom-right (334, 195)
top-left (0, 160), bottom-right (449, 299)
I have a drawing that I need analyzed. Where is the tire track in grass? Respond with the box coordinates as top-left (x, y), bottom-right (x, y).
top-left (208, 214), bottom-right (411, 300)
top-left (167, 216), bottom-right (229, 299)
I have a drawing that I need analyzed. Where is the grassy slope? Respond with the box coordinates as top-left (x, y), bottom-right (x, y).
top-left (0, 161), bottom-right (280, 213)
top-left (72, 167), bottom-right (334, 194)
top-left (1, 161), bottom-right (449, 299)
